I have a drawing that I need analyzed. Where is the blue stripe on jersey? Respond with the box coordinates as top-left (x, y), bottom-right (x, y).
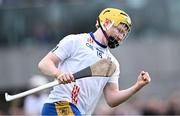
top-left (69, 102), bottom-right (81, 116)
top-left (89, 32), bottom-right (107, 48)
top-left (41, 103), bottom-right (57, 115)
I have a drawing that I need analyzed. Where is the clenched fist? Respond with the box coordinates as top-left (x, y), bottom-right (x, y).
top-left (56, 72), bottom-right (75, 84)
top-left (137, 71), bottom-right (151, 87)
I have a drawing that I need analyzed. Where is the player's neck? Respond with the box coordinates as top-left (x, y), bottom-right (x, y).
top-left (93, 28), bottom-right (108, 46)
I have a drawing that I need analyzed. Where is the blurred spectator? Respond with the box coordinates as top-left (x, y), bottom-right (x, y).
top-left (166, 92), bottom-right (180, 115)
top-left (112, 96), bottom-right (143, 115)
top-left (32, 23), bottom-right (52, 44)
top-left (9, 100), bottom-right (24, 115)
top-left (141, 97), bottom-right (166, 115)
top-left (23, 75), bottom-right (48, 115)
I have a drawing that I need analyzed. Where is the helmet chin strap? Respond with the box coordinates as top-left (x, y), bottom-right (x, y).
top-left (97, 17), bottom-right (119, 49)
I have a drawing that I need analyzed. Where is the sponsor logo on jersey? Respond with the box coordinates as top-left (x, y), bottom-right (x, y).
top-left (86, 38), bottom-right (94, 50)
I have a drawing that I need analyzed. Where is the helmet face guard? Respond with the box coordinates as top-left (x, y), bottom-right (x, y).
top-left (97, 17), bottom-right (119, 48)
top-left (97, 8), bottom-right (132, 49)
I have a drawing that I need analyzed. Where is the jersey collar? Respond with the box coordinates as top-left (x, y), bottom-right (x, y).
top-left (89, 32), bottom-right (107, 48)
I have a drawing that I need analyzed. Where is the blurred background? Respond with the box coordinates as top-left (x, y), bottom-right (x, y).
top-left (0, 0), bottom-right (180, 115)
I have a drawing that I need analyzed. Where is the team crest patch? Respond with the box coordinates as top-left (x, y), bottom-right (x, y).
top-left (55, 101), bottom-right (74, 115)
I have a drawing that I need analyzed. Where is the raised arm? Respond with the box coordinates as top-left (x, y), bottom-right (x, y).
top-left (103, 71), bottom-right (151, 107)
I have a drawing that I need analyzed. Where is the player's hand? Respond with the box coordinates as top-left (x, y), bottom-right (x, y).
top-left (136, 71), bottom-right (151, 87)
top-left (56, 72), bottom-right (75, 84)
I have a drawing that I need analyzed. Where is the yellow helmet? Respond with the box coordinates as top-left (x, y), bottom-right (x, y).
top-left (98, 8), bottom-right (132, 30)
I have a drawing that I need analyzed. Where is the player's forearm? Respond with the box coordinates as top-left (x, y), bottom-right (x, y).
top-left (106, 71), bottom-right (151, 107)
top-left (108, 83), bottom-right (143, 107)
top-left (38, 59), bottom-right (61, 78)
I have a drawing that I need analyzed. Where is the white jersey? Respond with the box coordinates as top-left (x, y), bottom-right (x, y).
top-left (45, 32), bottom-right (120, 115)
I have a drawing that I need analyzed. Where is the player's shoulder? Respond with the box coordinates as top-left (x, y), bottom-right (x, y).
top-left (64, 33), bottom-right (89, 40)
top-left (108, 54), bottom-right (119, 68)
top-left (112, 56), bottom-right (119, 67)
top-left (58, 33), bottom-right (90, 46)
